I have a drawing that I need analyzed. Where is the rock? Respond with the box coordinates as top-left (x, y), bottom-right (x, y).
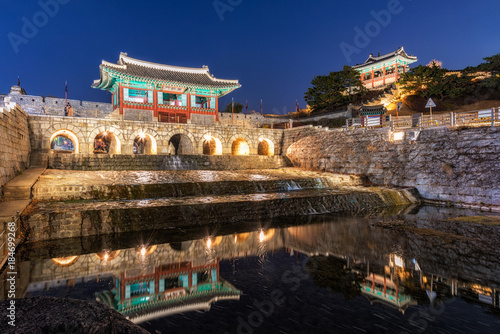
top-left (0, 296), bottom-right (149, 334)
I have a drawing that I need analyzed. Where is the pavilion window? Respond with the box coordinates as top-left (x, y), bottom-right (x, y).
top-left (195, 96), bottom-right (208, 109)
top-left (180, 94), bottom-right (187, 107)
top-left (210, 97), bottom-right (216, 109)
top-left (126, 89), bottom-right (148, 103)
top-left (161, 93), bottom-right (181, 106)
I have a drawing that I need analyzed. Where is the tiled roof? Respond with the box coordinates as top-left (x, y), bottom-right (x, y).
top-left (353, 47), bottom-right (417, 69)
top-left (93, 53), bottom-right (240, 89)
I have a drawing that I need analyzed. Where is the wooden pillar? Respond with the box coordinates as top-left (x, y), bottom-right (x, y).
top-left (371, 69), bottom-right (375, 88)
top-left (395, 64), bottom-right (399, 82)
top-left (153, 88), bottom-right (158, 119)
top-left (215, 97), bottom-right (219, 122)
top-left (383, 67), bottom-right (386, 85)
top-left (119, 84), bottom-right (124, 116)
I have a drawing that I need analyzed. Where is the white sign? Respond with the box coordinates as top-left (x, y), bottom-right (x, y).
top-left (425, 98), bottom-right (436, 108)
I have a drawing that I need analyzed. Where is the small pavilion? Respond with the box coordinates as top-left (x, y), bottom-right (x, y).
top-left (353, 47), bottom-right (417, 89)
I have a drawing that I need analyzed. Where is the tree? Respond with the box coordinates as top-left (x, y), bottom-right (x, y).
top-left (304, 65), bottom-right (364, 113)
top-left (223, 101), bottom-right (243, 113)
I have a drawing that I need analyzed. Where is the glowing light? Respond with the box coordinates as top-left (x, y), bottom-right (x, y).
top-left (234, 235), bottom-right (237, 243)
top-left (102, 132), bottom-right (107, 137)
top-left (139, 132), bottom-right (146, 139)
top-left (140, 247), bottom-right (147, 256)
top-left (203, 134), bottom-right (213, 142)
top-left (136, 245), bottom-right (157, 256)
top-left (96, 250), bottom-right (120, 261)
top-left (207, 237), bottom-right (212, 249)
top-left (259, 230), bottom-right (265, 243)
top-left (393, 132), bottom-right (404, 141)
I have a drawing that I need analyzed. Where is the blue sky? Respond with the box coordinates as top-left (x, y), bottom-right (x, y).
top-left (1, 0), bottom-right (499, 114)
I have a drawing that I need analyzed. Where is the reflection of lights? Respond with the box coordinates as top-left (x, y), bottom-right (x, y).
top-left (96, 250), bottom-right (120, 261)
top-left (234, 235), bottom-right (237, 243)
top-left (394, 255), bottom-right (404, 268)
top-left (259, 229), bottom-right (275, 242)
top-left (136, 245), bottom-right (157, 256)
top-left (206, 236), bottom-right (223, 249)
top-left (52, 256), bottom-right (79, 266)
top-left (234, 232), bottom-right (249, 243)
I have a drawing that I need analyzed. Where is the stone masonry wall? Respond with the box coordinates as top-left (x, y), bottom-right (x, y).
top-left (0, 102), bottom-right (31, 198)
top-left (28, 116), bottom-right (285, 166)
top-left (285, 126), bottom-right (500, 206)
top-left (8, 94), bottom-right (113, 118)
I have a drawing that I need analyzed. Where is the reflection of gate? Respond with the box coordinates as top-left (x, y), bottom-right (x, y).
top-left (159, 112), bottom-right (188, 124)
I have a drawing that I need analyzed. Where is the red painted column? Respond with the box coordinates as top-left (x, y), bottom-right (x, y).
top-left (215, 97), bottom-right (219, 121)
top-left (371, 69), bottom-right (374, 88)
top-left (119, 84), bottom-right (124, 116)
top-left (383, 67), bottom-right (386, 85)
top-left (395, 64), bottom-right (399, 82)
top-left (188, 268), bottom-right (192, 289)
top-left (187, 93), bottom-right (192, 119)
top-left (153, 88), bottom-right (158, 119)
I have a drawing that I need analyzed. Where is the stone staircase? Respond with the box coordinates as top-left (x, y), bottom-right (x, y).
top-left (364, 84), bottom-right (400, 106)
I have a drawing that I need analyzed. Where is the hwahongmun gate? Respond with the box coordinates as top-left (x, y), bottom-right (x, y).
top-left (92, 52), bottom-right (241, 124)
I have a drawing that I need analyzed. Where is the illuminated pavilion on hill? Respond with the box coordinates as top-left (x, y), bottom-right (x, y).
top-left (92, 52), bottom-right (241, 124)
top-left (353, 47), bottom-right (418, 89)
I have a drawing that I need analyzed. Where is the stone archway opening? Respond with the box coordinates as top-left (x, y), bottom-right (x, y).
top-left (169, 134), bottom-right (193, 155)
top-left (232, 138), bottom-right (250, 156)
top-left (202, 135), bottom-right (222, 155)
top-left (258, 138), bottom-right (275, 156)
top-left (94, 131), bottom-right (121, 154)
top-left (50, 130), bottom-right (79, 154)
top-left (133, 133), bottom-right (157, 155)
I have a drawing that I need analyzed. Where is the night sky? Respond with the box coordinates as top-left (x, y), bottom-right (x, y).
top-left (1, 0), bottom-right (499, 114)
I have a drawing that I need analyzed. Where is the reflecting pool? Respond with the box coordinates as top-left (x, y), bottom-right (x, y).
top-left (2, 205), bottom-right (500, 333)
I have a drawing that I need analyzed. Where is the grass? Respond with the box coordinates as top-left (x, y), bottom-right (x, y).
top-left (448, 216), bottom-right (500, 226)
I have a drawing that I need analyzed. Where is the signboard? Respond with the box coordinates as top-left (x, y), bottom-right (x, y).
top-left (397, 102), bottom-right (402, 111)
top-left (425, 98), bottom-right (436, 108)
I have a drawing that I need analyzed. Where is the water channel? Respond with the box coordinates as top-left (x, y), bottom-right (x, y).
top-left (3, 205), bottom-right (500, 333)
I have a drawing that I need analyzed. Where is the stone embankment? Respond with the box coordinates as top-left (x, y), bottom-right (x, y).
top-left (23, 169), bottom-right (419, 242)
top-left (285, 126), bottom-right (500, 207)
top-left (45, 154), bottom-right (288, 172)
top-left (0, 103), bottom-right (30, 199)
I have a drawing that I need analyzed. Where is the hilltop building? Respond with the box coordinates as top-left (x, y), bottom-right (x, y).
top-left (92, 52), bottom-right (241, 124)
top-left (353, 47), bottom-right (417, 89)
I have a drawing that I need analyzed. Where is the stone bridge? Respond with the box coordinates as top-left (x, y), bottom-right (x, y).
top-left (28, 115), bottom-right (284, 166)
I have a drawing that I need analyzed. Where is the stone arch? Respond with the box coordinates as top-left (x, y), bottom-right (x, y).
top-left (45, 124), bottom-right (85, 153)
top-left (231, 137), bottom-right (250, 155)
top-left (169, 240), bottom-right (194, 252)
top-left (128, 129), bottom-right (158, 155)
top-left (163, 129), bottom-right (197, 155)
top-left (258, 138), bottom-right (275, 156)
top-left (88, 126), bottom-right (124, 155)
top-left (168, 133), bottom-right (194, 155)
top-left (49, 129), bottom-right (80, 154)
top-left (201, 132), bottom-right (223, 155)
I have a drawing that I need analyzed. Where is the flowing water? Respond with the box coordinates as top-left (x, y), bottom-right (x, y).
top-left (4, 205), bottom-right (500, 333)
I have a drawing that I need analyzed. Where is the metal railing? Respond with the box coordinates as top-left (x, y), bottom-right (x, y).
top-left (344, 107), bottom-right (500, 131)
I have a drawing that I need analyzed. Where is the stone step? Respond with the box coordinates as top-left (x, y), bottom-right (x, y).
top-left (24, 186), bottom-right (420, 242)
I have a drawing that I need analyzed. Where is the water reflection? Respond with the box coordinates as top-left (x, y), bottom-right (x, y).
top-left (2, 207), bottom-right (500, 332)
